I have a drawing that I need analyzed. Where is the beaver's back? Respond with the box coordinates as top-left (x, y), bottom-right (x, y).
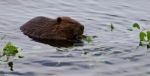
top-left (20, 16), bottom-right (59, 39)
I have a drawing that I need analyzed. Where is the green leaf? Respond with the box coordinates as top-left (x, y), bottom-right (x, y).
top-left (110, 23), bottom-right (114, 31)
top-left (3, 42), bottom-right (18, 56)
top-left (82, 36), bottom-right (93, 43)
top-left (147, 31), bottom-right (150, 41)
top-left (139, 31), bottom-right (146, 41)
top-left (133, 23), bottom-right (140, 29)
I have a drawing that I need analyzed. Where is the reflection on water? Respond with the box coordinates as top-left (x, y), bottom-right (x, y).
top-left (0, 0), bottom-right (150, 76)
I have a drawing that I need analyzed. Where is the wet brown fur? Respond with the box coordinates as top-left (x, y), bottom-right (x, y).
top-left (20, 16), bottom-right (84, 45)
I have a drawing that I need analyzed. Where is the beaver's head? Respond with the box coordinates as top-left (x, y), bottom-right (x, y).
top-left (55, 16), bottom-right (84, 40)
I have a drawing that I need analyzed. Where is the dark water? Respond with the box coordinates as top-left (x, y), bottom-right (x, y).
top-left (0, 0), bottom-right (150, 76)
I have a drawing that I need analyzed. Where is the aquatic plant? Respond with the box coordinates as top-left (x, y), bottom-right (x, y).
top-left (81, 35), bottom-right (97, 44)
top-left (111, 23), bottom-right (150, 49)
top-left (139, 31), bottom-right (146, 41)
top-left (110, 23), bottom-right (114, 31)
top-left (133, 23), bottom-right (140, 29)
top-left (129, 23), bottom-right (150, 49)
top-left (3, 42), bottom-right (18, 58)
top-left (82, 35), bottom-right (93, 43)
top-left (0, 42), bottom-right (23, 71)
top-left (138, 31), bottom-right (150, 49)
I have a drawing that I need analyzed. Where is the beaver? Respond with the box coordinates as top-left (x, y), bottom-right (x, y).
top-left (20, 16), bottom-right (84, 47)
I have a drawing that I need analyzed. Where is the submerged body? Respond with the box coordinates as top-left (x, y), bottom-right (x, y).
top-left (20, 16), bottom-right (84, 47)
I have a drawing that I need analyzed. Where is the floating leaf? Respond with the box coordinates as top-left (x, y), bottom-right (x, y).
top-left (3, 42), bottom-right (18, 56)
top-left (82, 36), bottom-right (93, 43)
top-left (110, 23), bottom-right (114, 31)
top-left (133, 23), bottom-right (140, 29)
top-left (0, 41), bottom-right (23, 71)
top-left (147, 31), bottom-right (150, 41)
top-left (139, 31), bottom-right (146, 41)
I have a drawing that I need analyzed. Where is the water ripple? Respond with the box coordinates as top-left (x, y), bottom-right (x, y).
top-left (1, 0), bottom-right (150, 76)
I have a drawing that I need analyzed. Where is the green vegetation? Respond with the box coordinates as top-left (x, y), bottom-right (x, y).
top-left (139, 31), bottom-right (146, 41)
top-left (138, 30), bottom-right (150, 49)
top-left (0, 42), bottom-right (23, 71)
top-left (110, 23), bottom-right (114, 31)
top-left (81, 35), bottom-right (97, 43)
top-left (132, 23), bottom-right (149, 48)
top-left (128, 23), bottom-right (150, 48)
top-left (110, 23), bottom-right (150, 48)
top-left (133, 23), bottom-right (140, 29)
top-left (146, 31), bottom-right (150, 41)
top-left (127, 23), bottom-right (142, 31)
top-left (0, 22), bottom-right (149, 71)
top-left (81, 23), bottom-right (146, 44)
top-left (3, 42), bottom-right (18, 58)
top-left (82, 36), bottom-right (93, 43)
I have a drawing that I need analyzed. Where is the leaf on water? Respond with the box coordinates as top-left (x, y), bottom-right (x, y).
top-left (0, 42), bottom-right (23, 71)
top-left (3, 42), bottom-right (18, 56)
top-left (147, 31), bottom-right (150, 41)
top-left (139, 31), bottom-right (146, 41)
top-left (133, 23), bottom-right (140, 29)
top-left (82, 36), bottom-right (93, 43)
top-left (110, 23), bottom-right (114, 31)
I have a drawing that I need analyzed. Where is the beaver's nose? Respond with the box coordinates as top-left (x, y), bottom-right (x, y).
top-left (80, 25), bottom-right (84, 31)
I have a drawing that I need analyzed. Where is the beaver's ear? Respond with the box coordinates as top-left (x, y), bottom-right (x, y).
top-left (57, 17), bottom-right (62, 23)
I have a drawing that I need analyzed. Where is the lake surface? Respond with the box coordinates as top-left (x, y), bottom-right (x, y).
top-left (0, 0), bottom-right (150, 76)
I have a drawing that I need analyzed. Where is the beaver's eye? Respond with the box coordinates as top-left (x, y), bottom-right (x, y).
top-left (57, 17), bottom-right (62, 23)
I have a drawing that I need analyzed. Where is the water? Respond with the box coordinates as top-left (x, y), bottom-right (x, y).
top-left (0, 0), bottom-right (150, 76)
